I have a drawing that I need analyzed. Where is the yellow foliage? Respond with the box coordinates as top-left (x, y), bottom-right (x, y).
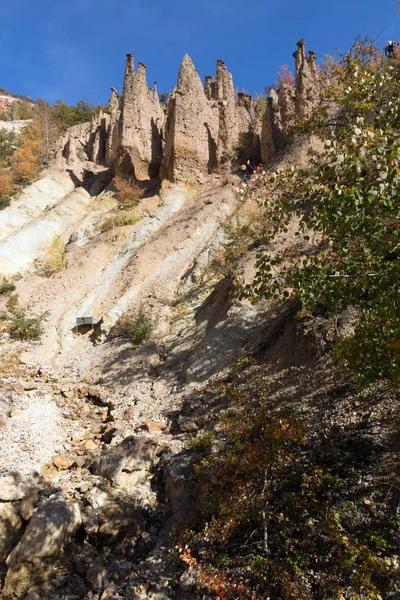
top-left (43, 235), bottom-right (66, 275)
top-left (11, 136), bottom-right (42, 182)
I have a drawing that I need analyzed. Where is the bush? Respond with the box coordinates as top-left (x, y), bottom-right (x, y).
top-left (0, 129), bottom-right (18, 168)
top-left (0, 277), bottom-right (16, 295)
top-left (180, 378), bottom-right (394, 600)
top-left (1, 295), bottom-right (47, 340)
top-left (113, 176), bottom-right (143, 209)
top-left (118, 309), bottom-right (153, 345)
top-left (188, 432), bottom-right (215, 452)
top-left (97, 209), bottom-right (141, 233)
top-left (42, 235), bottom-right (66, 275)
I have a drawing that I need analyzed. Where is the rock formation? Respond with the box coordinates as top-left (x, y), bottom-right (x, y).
top-left (293, 39), bottom-right (319, 120)
top-left (261, 39), bottom-right (319, 163)
top-left (54, 40), bottom-right (319, 182)
top-left (161, 55), bottom-right (220, 184)
top-left (116, 54), bottom-right (164, 179)
top-left (162, 56), bottom-right (262, 183)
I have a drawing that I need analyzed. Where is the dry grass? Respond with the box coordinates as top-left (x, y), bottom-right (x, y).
top-left (96, 209), bottom-right (142, 233)
top-left (43, 236), bottom-right (66, 275)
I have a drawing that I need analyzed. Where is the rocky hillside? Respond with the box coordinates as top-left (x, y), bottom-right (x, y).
top-left (0, 38), bottom-right (398, 600)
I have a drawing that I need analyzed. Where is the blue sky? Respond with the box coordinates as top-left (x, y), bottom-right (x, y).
top-left (0, 0), bottom-right (399, 106)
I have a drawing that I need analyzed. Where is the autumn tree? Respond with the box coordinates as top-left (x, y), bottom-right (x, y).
top-left (0, 169), bottom-right (15, 203)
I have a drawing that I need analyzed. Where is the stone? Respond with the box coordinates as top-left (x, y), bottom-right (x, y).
top-left (10, 408), bottom-right (22, 417)
top-left (84, 440), bottom-right (99, 452)
top-left (0, 474), bottom-right (35, 502)
top-left (19, 489), bottom-right (39, 521)
top-left (23, 593), bottom-right (41, 600)
top-left (114, 470), bottom-right (148, 493)
top-left (164, 453), bottom-right (195, 516)
top-left (143, 419), bottom-right (165, 433)
top-left (22, 383), bottom-right (39, 391)
top-left (6, 498), bottom-right (82, 565)
top-left (89, 436), bottom-right (158, 480)
top-left (85, 485), bottom-right (113, 509)
top-left (96, 501), bottom-right (145, 546)
top-left (0, 502), bottom-right (23, 563)
top-left (181, 399), bottom-right (203, 416)
top-left (86, 559), bottom-right (107, 593)
top-left (179, 568), bottom-right (196, 592)
top-left (178, 415), bottom-right (198, 433)
top-left (53, 453), bottom-right (74, 470)
top-left (72, 455), bottom-right (89, 469)
top-left (100, 582), bottom-right (117, 600)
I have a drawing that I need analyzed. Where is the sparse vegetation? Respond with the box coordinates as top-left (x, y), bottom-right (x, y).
top-left (42, 235), bottom-right (66, 275)
top-left (113, 176), bottom-right (143, 209)
top-left (0, 277), bottom-right (16, 295)
top-left (188, 431), bottom-right (215, 452)
top-left (0, 294), bottom-right (47, 340)
top-left (97, 209), bottom-right (141, 233)
top-left (180, 359), bottom-right (397, 600)
top-left (117, 309), bottom-right (153, 345)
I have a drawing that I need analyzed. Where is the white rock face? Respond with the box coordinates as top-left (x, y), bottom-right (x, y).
top-left (0, 172), bottom-right (75, 243)
top-left (0, 120), bottom-right (31, 134)
top-left (0, 185), bottom-right (93, 275)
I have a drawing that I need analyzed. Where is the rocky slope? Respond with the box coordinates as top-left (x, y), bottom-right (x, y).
top-left (0, 40), bottom-right (325, 599)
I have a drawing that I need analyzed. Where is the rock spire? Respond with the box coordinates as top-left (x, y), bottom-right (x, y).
top-left (54, 40), bottom-right (319, 182)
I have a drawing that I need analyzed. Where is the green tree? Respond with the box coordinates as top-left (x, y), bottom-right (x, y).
top-left (0, 129), bottom-right (18, 167)
top-left (246, 41), bottom-right (400, 388)
top-left (51, 99), bottom-right (105, 130)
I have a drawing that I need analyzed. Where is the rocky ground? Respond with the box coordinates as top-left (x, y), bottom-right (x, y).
top-left (0, 156), bottom-right (268, 599)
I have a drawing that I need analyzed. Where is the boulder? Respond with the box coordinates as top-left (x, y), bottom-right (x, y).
top-left (6, 497), bottom-right (81, 565)
top-left (89, 436), bottom-right (158, 480)
top-left (84, 501), bottom-right (145, 546)
top-left (0, 474), bottom-right (35, 502)
top-left (164, 452), bottom-right (195, 517)
top-left (0, 502), bottom-right (23, 563)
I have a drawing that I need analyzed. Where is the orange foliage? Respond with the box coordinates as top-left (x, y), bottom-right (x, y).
top-left (0, 169), bottom-right (16, 202)
top-left (113, 176), bottom-right (143, 208)
top-left (11, 137), bottom-right (42, 182)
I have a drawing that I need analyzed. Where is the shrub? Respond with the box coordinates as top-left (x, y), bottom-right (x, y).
top-left (113, 176), bottom-right (143, 209)
top-left (1, 295), bottom-right (47, 340)
top-left (0, 129), bottom-right (18, 168)
top-left (42, 235), bottom-right (66, 275)
top-left (188, 432), bottom-right (215, 452)
top-left (97, 209), bottom-right (141, 233)
top-left (11, 136), bottom-right (41, 182)
top-left (180, 381), bottom-right (394, 600)
top-left (118, 309), bottom-right (153, 345)
top-left (0, 277), bottom-right (16, 295)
